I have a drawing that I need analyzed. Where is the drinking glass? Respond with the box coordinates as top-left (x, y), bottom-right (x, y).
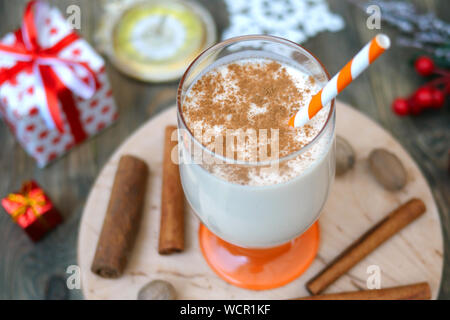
top-left (177, 35), bottom-right (335, 289)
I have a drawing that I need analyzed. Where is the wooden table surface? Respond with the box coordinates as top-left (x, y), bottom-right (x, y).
top-left (0, 0), bottom-right (448, 300)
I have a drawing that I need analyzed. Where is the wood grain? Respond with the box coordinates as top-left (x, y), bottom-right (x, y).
top-left (0, 0), bottom-right (448, 299)
top-left (306, 198), bottom-right (427, 295)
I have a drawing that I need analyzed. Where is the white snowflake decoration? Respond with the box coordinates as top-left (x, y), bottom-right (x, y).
top-left (222, 0), bottom-right (344, 45)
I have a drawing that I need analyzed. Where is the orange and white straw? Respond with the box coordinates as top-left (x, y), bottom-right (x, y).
top-left (289, 34), bottom-right (391, 128)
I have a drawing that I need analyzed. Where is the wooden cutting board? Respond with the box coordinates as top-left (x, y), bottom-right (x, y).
top-left (77, 101), bottom-right (444, 299)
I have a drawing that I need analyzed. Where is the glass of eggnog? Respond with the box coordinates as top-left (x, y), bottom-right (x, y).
top-left (177, 35), bottom-right (335, 290)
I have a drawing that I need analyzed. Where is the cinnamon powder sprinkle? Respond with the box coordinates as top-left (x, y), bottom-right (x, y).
top-left (183, 60), bottom-right (319, 157)
top-left (182, 59), bottom-right (327, 185)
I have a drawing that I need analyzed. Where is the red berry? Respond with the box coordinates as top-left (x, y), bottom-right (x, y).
top-left (414, 56), bottom-right (435, 76)
top-left (392, 98), bottom-right (410, 116)
top-left (409, 98), bottom-right (423, 115)
top-left (413, 86), bottom-right (434, 108)
top-left (431, 88), bottom-right (445, 109)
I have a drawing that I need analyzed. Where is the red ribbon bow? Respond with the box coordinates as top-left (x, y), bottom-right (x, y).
top-left (0, 0), bottom-right (98, 142)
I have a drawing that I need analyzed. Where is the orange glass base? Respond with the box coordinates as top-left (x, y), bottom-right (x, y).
top-left (199, 222), bottom-right (320, 290)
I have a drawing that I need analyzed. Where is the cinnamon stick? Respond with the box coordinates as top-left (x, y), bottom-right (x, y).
top-left (158, 126), bottom-right (184, 254)
top-left (294, 282), bottom-right (430, 300)
top-left (91, 155), bottom-right (149, 278)
top-left (307, 198), bottom-right (426, 295)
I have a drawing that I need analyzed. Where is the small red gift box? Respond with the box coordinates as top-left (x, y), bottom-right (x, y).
top-left (1, 180), bottom-right (62, 242)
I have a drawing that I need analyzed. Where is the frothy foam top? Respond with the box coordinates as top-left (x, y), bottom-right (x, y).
top-left (182, 58), bottom-right (331, 186)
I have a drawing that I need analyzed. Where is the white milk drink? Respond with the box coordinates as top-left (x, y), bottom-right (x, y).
top-left (178, 54), bottom-right (335, 247)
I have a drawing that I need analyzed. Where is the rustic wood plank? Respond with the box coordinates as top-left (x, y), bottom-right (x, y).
top-left (0, 0), bottom-right (448, 299)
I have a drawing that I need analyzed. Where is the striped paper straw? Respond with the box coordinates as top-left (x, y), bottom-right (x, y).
top-left (289, 34), bottom-right (391, 128)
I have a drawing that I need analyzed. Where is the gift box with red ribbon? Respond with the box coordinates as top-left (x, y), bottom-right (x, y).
top-left (0, 1), bottom-right (118, 167)
top-left (1, 181), bottom-right (62, 242)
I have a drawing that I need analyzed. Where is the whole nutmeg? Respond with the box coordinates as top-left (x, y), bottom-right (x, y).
top-left (335, 135), bottom-right (355, 176)
top-left (137, 280), bottom-right (176, 300)
top-left (369, 148), bottom-right (407, 191)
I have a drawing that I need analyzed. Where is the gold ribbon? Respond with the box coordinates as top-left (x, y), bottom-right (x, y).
top-left (7, 191), bottom-right (46, 222)
top-left (6, 181), bottom-right (51, 230)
